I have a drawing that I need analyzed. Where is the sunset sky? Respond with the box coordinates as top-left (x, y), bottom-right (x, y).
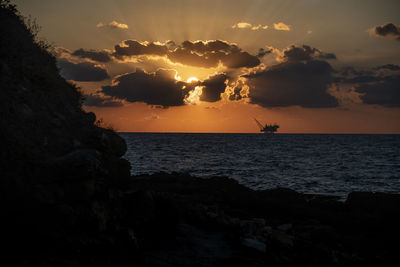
top-left (15, 0), bottom-right (400, 133)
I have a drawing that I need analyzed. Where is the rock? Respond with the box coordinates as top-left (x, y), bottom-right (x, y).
top-left (49, 149), bottom-right (103, 174)
top-left (240, 237), bottom-right (266, 253)
top-left (269, 230), bottom-right (294, 248)
top-left (240, 220), bottom-right (258, 235)
top-left (0, 4), bottom-right (134, 266)
top-left (277, 223), bottom-right (292, 232)
top-left (21, 104), bottom-right (33, 118)
top-left (263, 226), bottom-right (273, 233)
top-left (85, 112), bottom-right (97, 124)
top-left (124, 190), bottom-right (156, 223)
top-left (346, 192), bottom-right (400, 215)
top-left (100, 129), bottom-right (127, 157)
top-left (252, 218), bottom-right (266, 226)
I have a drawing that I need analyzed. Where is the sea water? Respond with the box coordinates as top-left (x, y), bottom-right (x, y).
top-left (121, 133), bottom-right (400, 196)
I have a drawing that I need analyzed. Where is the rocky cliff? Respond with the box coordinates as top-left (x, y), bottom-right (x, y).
top-left (0, 2), bottom-right (131, 264)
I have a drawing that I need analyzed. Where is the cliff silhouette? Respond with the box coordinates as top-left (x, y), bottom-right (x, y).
top-left (1, 1), bottom-right (131, 264)
top-left (1, 1), bottom-right (400, 266)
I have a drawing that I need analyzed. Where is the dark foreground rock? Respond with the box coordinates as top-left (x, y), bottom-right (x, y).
top-left (1, 2), bottom-right (131, 265)
top-left (121, 173), bottom-right (400, 267)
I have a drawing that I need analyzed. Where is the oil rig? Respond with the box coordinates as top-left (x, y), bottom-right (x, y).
top-left (254, 118), bottom-right (279, 134)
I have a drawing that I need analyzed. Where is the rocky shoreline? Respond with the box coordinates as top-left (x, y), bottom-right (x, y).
top-left (118, 172), bottom-right (400, 267)
top-left (5, 167), bottom-right (400, 266)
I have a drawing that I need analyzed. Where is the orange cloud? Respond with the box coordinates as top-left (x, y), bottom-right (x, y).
top-left (97, 21), bottom-right (128, 29)
top-left (273, 22), bottom-right (291, 31)
top-left (232, 22), bottom-right (268, 30)
top-left (232, 22), bottom-right (252, 29)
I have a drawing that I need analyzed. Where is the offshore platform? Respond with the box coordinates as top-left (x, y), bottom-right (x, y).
top-left (254, 118), bottom-right (279, 134)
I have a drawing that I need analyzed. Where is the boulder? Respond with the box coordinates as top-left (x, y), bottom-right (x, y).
top-left (277, 223), bottom-right (292, 232)
top-left (100, 129), bottom-right (127, 157)
top-left (48, 149), bottom-right (103, 175)
top-left (346, 192), bottom-right (400, 215)
top-left (240, 237), bottom-right (266, 253)
top-left (269, 230), bottom-right (294, 248)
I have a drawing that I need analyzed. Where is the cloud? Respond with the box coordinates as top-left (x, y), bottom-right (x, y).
top-left (114, 39), bottom-right (261, 69)
top-left (232, 22), bottom-right (252, 29)
top-left (97, 21), bottom-right (128, 30)
top-left (114, 40), bottom-right (168, 57)
top-left (101, 69), bottom-right (187, 107)
top-left (83, 93), bottom-right (123, 107)
top-left (281, 45), bottom-right (336, 62)
top-left (369, 23), bottom-right (400, 41)
top-left (200, 73), bottom-right (228, 102)
top-left (57, 59), bottom-right (110, 81)
top-left (172, 40), bottom-right (261, 68)
top-left (375, 64), bottom-right (400, 71)
top-left (243, 60), bottom-right (338, 108)
top-left (54, 47), bottom-right (72, 58)
top-left (100, 67), bottom-right (231, 106)
top-left (72, 48), bottom-right (113, 62)
top-left (252, 24), bottom-right (269, 30)
top-left (180, 40), bottom-right (239, 54)
top-left (336, 65), bottom-right (400, 107)
top-left (336, 67), bottom-right (374, 78)
top-left (222, 51), bottom-right (261, 68)
top-left (318, 52), bottom-right (337, 60)
top-left (355, 75), bottom-right (400, 107)
top-left (257, 48), bottom-right (273, 58)
top-left (232, 22), bottom-right (268, 30)
top-left (167, 47), bottom-right (221, 68)
top-left (273, 22), bottom-right (291, 31)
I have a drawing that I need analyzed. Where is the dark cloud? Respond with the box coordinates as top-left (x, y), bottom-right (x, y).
top-left (200, 74), bottom-right (228, 102)
top-left (283, 45), bottom-right (318, 61)
top-left (370, 23), bottom-right (400, 40)
top-left (175, 40), bottom-right (260, 68)
top-left (114, 40), bottom-right (169, 57)
top-left (229, 80), bottom-right (245, 101)
top-left (57, 59), bottom-right (110, 82)
top-left (114, 39), bottom-right (261, 69)
top-left (243, 60), bottom-right (338, 108)
top-left (336, 66), bottom-right (400, 107)
top-left (341, 75), bottom-right (382, 84)
top-left (375, 64), bottom-right (400, 71)
top-left (336, 67), bottom-right (381, 83)
top-left (355, 75), bottom-right (400, 107)
top-left (337, 67), bottom-right (374, 77)
top-left (221, 51), bottom-right (261, 68)
top-left (257, 48), bottom-right (272, 58)
top-left (72, 49), bottom-right (113, 63)
top-left (282, 45), bottom-right (336, 62)
top-left (181, 40), bottom-right (240, 54)
top-left (101, 69), bottom-right (186, 107)
top-left (318, 52), bottom-right (337, 60)
top-left (83, 94), bottom-right (123, 107)
top-left (167, 48), bottom-right (221, 68)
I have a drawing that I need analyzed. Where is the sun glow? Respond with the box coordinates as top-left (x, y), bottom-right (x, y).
top-left (184, 86), bottom-right (203, 105)
top-left (187, 77), bottom-right (199, 83)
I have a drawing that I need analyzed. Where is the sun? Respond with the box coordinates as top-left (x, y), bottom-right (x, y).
top-left (187, 77), bottom-right (199, 83)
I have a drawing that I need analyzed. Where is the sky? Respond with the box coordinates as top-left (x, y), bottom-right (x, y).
top-left (15, 0), bottom-right (400, 133)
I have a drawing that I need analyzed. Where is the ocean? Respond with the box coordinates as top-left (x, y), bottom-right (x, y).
top-left (120, 133), bottom-right (400, 196)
